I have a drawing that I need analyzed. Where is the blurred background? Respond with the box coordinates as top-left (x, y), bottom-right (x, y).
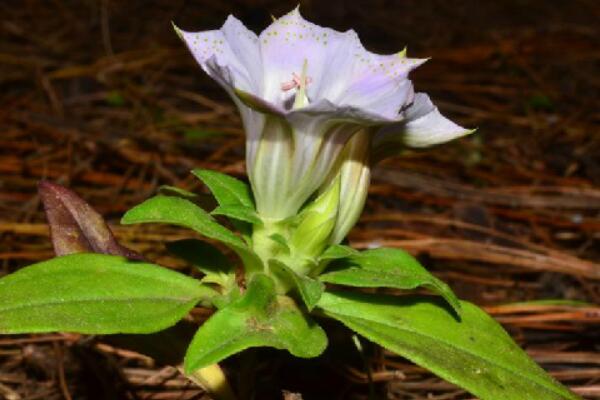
top-left (1, 0), bottom-right (599, 399)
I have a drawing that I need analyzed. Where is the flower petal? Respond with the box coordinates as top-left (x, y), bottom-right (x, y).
top-left (292, 98), bottom-right (396, 123)
top-left (248, 112), bottom-right (362, 219)
top-left (316, 47), bottom-right (425, 120)
top-left (372, 93), bottom-right (473, 159)
top-left (175, 15), bottom-right (262, 95)
top-left (249, 116), bottom-right (294, 217)
top-left (246, 96), bottom-right (406, 219)
top-left (401, 93), bottom-right (473, 148)
top-left (258, 7), bottom-right (347, 107)
top-left (259, 8), bottom-right (424, 119)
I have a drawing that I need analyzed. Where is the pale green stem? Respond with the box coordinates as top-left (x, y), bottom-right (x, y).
top-left (183, 364), bottom-right (237, 400)
top-left (251, 217), bottom-right (289, 265)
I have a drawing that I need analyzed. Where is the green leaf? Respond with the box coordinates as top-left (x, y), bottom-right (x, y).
top-left (311, 244), bottom-right (359, 276)
top-left (318, 291), bottom-right (580, 400)
top-left (192, 169), bottom-right (257, 235)
top-left (121, 195), bottom-right (262, 273)
top-left (184, 274), bottom-right (327, 373)
top-left (0, 253), bottom-right (215, 334)
top-left (212, 205), bottom-right (261, 225)
top-left (192, 169), bottom-right (254, 209)
top-left (269, 260), bottom-right (324, 311)
top-left (319, 244), bottom-right (359, 261)
top-left (166, 239), bottom-right (235, 289)
top-left (320, 247), bottom-right (461, 315)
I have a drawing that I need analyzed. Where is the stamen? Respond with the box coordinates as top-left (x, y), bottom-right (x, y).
top-left (280, 79), bottom-right (298, 91)
top-left (280, 64), bottom-right (313, 92)
top-left (293, 59), bottom-right (309, 109)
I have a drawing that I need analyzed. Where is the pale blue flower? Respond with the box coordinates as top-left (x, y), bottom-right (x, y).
top-left (176, 7), bottom-right (471, 222)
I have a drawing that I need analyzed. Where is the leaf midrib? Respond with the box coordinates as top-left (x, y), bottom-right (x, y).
top-left (321, 267), bottom-right (432, 286)
top-left (0, 296), bottom-right (197, 313)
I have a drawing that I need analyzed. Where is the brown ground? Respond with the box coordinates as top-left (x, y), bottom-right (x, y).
top-left (1, 0), bottom-right (599, 399)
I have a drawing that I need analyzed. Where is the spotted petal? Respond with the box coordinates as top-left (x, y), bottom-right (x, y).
top-left (259, 8), bottom-right (424, 120)
top-left (175, 16), bottom-right (262, 95)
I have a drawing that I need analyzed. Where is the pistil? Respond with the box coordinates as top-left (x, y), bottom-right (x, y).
top-left (293, 59), bottom-right (309, 109)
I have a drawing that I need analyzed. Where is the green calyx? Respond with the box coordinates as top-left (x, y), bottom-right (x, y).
top-left (250, 176), bottom-right (341, 291)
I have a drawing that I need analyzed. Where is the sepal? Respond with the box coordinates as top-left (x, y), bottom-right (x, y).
top-left (269, 260), bottom-right (324, 310)
top-left (289, 176), bottom-right (340, 261)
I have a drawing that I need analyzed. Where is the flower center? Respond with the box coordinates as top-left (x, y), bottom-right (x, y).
top-left (278, 60), bottom-right (312, 109)
top-left (280, 72), bottom-right (312, 92)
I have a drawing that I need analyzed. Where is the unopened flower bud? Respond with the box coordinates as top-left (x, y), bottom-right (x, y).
top-left (289, 176), bottom-right (340, 262)
top-left (327, 131), bottom-right (371, 245)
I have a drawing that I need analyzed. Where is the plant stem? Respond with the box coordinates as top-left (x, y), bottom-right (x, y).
top-left (184, 364), bottom-right (237, 400)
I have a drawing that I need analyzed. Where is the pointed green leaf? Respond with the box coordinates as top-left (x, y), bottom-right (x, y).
top-left (320, 247), bottom-right (460, 315)
top-left (121, 195), bottom-right (262, 273)
top-left (192, 169), bottom-right (257, 235)
top-left (184, 274), bottom-right (327, 373)
top-left (191, 169), bottom-right (254, 209)
top-left (311, 244), bottom-right (359, 276)
top-left (319, 244), bottom-right (359, 261)
top-left (318, 291), bottom-right (580, 400)
top-left (269, 260), bottom-right (324, 310)
top-left (0, 254), bottom-right (216, 334)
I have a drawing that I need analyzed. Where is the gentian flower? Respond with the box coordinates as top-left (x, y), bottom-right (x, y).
top-left (175, 7), bottom-right (470, 221)
top-left (176, 7), bottom-right (472, 268)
